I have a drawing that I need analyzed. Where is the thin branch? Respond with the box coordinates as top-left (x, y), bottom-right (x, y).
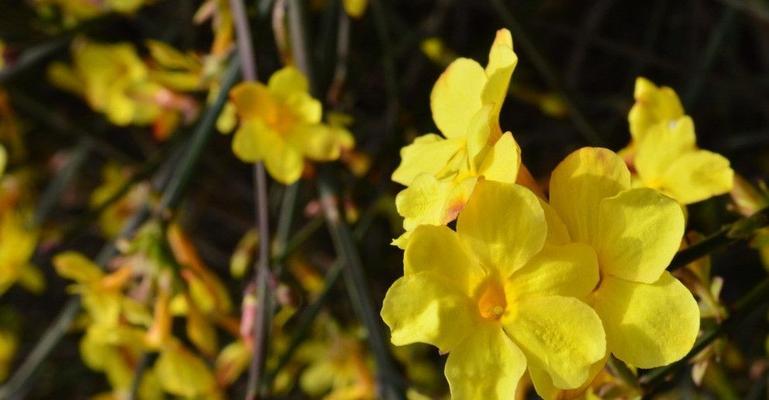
top-left (489, 0), bottom-right (606, 147)
top-left (668, 206), bottom-right (769, 271)
top-left (318, 172), bottom-right (406, 400)
top-left (226, 0), bottom-right (273, 398)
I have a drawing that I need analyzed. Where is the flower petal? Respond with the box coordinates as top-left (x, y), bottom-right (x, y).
top-left (230, 82), bottom-right (272, 120)
top-left (478, 132), bottom-right (521, 183)
top-left (540, 199), bottom-right (570, 245)
top-left (445, 323), bottom-right (526, 400)
top-left (233, 120), bottom-right (304, 184)
top-left (267, 66), bottom-right (309, 98)
top-left (381, 271), bottom-right (476, 353)
top-left (263, 144), bottom-right (304, 185)
top-left (465, 106), bottom-right (493, 168)
top-left (430, 58), bottom-right (487, 138)
top-left (286, 124), bottom-right (344, 161)
top-left (396, 174), bottom-right (476, 232)
top-left (628, 77), bottom-right (684, 142)
top-left (232, 119), bottom-right (272, 163)
top-left (506, 243), bottom-right (599, 301)
top-left (634, 116), bottom-right (696, 187)
top-left (662, 150), bottom-right (734, 205)
top-left (504, 296), bottom-right (606, 389)
top-left (482, 29), bottom-right (517, 131)
top-left (391, 134), bottom-right (465, 186)
top-left (457, 181), bottom-right (546, 276)
top-left (596, 188), bottom-right (684, 283)
top-left (591, 273), bottom-right (700, 368)
top-left (283, 92), bottom-right (322, 124)
top-left (549, 147), bottom-right (631, 244)
top-left (404, 225), bottom-right (484, 295)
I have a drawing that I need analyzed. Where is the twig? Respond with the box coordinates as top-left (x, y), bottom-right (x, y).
top-left (318, 172), bottom-right (406, 400)
top-left (489, 0), bottom-right (606, 146)
top-left (33, 140), bottom-right (93, 226)
top-left (668, 207), bottom-right (769, 271)
top-left (226, 0), bottom-right (273, 398)
top-left (158, 58), bottom-right (242, 214)
top-left (264, 199), bottom-right (384, 385)
top-left (0, 38), bottom-right (69, 85)
top-left (282, 0), bottom-right (405, 395)
top-left (682, 6), bottom-right (738, 109)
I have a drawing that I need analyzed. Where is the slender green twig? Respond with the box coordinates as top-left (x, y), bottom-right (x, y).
top-left (668, 207), bottom-right (769, 271)
top-left (158, 58), bottom-right (241, 214)
top-left (0, 38), bottom-right (69, 84)
top-left (265, 261), bottom-right (344, 384)
top-left (489, 0), bottom-right (606, 147)
top-left (608, 356), bottom-right (640, 389)
top-left (264, 200), bottom-right (382, 385)
top-left (33, 140), bottom-right (93, 226)
top-left (273, 214), bottom-right (323, 267)
top-left (682, 6), bottom-right (737, 109)
top-left (285, 0), bottom-right (404, 395)
top-left (318, 172), bottom-right (406, 400)
top-left (127, 354), bottom-right (153, 400)
top-left (10, 91), bottom-right (132, 163)
top-left (226, 0), bottom-right (273, 398)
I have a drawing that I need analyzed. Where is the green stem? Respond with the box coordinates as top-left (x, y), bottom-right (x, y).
top-left (158, 58), bottom-right (241, 213)
top-left (264, 199), bottom-right (385, 386)
top-left (669, 207), bottom-right (769, 271)
top-left (488, 0), bottom-right (606, 147)
top-left (33, 140), bottom-right (93, 226)
top-left (318, 172), bottom-right (406, 400)
top-left (225, 0), bottom-right (273, 399)
top-left (682, 7), bottom-right (738, 109)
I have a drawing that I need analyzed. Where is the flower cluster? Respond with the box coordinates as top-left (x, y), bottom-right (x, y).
top-left (53, 223), bottom-right (235, 398)
top-left (33, 0), bottom-right (152, 26)
top-left (48, 38), bottom-right (202, 139)
top-left (624, 77), bottom-right (733, 204)
top-left (228, 67), bottom-right (354, 185)
top-left (382, 29), bottom-right (729, 399)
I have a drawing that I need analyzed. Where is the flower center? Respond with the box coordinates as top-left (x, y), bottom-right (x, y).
top-left (476, 278), bottom-right (507, 320)
top-left (263, 99), bottom-right (297, 134)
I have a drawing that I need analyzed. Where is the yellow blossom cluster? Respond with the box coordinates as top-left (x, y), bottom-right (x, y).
top-left (53, 223), bottom-right (237, 399)
top-left (624, 77), bottom-right (733, 204)
top-left (33, 0), bottom-right (152, 26)
top-left (48, 38), bottom-right (202, 140)
top-left (228, 66), bottom-right (354, 184)
top-left (381, 28), bottom-right (736, 399)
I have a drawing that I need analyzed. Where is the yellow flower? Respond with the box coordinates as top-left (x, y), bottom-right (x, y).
top-left (391, 29), bottom-right (521, 247)
top-left (90, 163), bottom-right (149, 238)
top-left (633, 115), bottom-right (733, 204)
top-left (0, 210), bottom-right (44, 295)
top-left (230, 66), bottom-right (354, 184)
top-left (548, 147), bottom-right (700, 370)
top-left (54, 252), bottom-right (139, 327)
top-left (0, 329), bottom-right (17, 381)
top-left (627, 77), bottom-right (684, 143)
top-left (297, 324), bottom-right (376, 400)
top-left (625, 78), bottom-right (733, 204)
top-left (34, 0), bottom-right (150, 25)
top-left (343, 0), bottom-right (368, 18)
top-left (382, 181), bottom-right (606, 399)
top-left (48, 39), bottom-right (197, 138)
